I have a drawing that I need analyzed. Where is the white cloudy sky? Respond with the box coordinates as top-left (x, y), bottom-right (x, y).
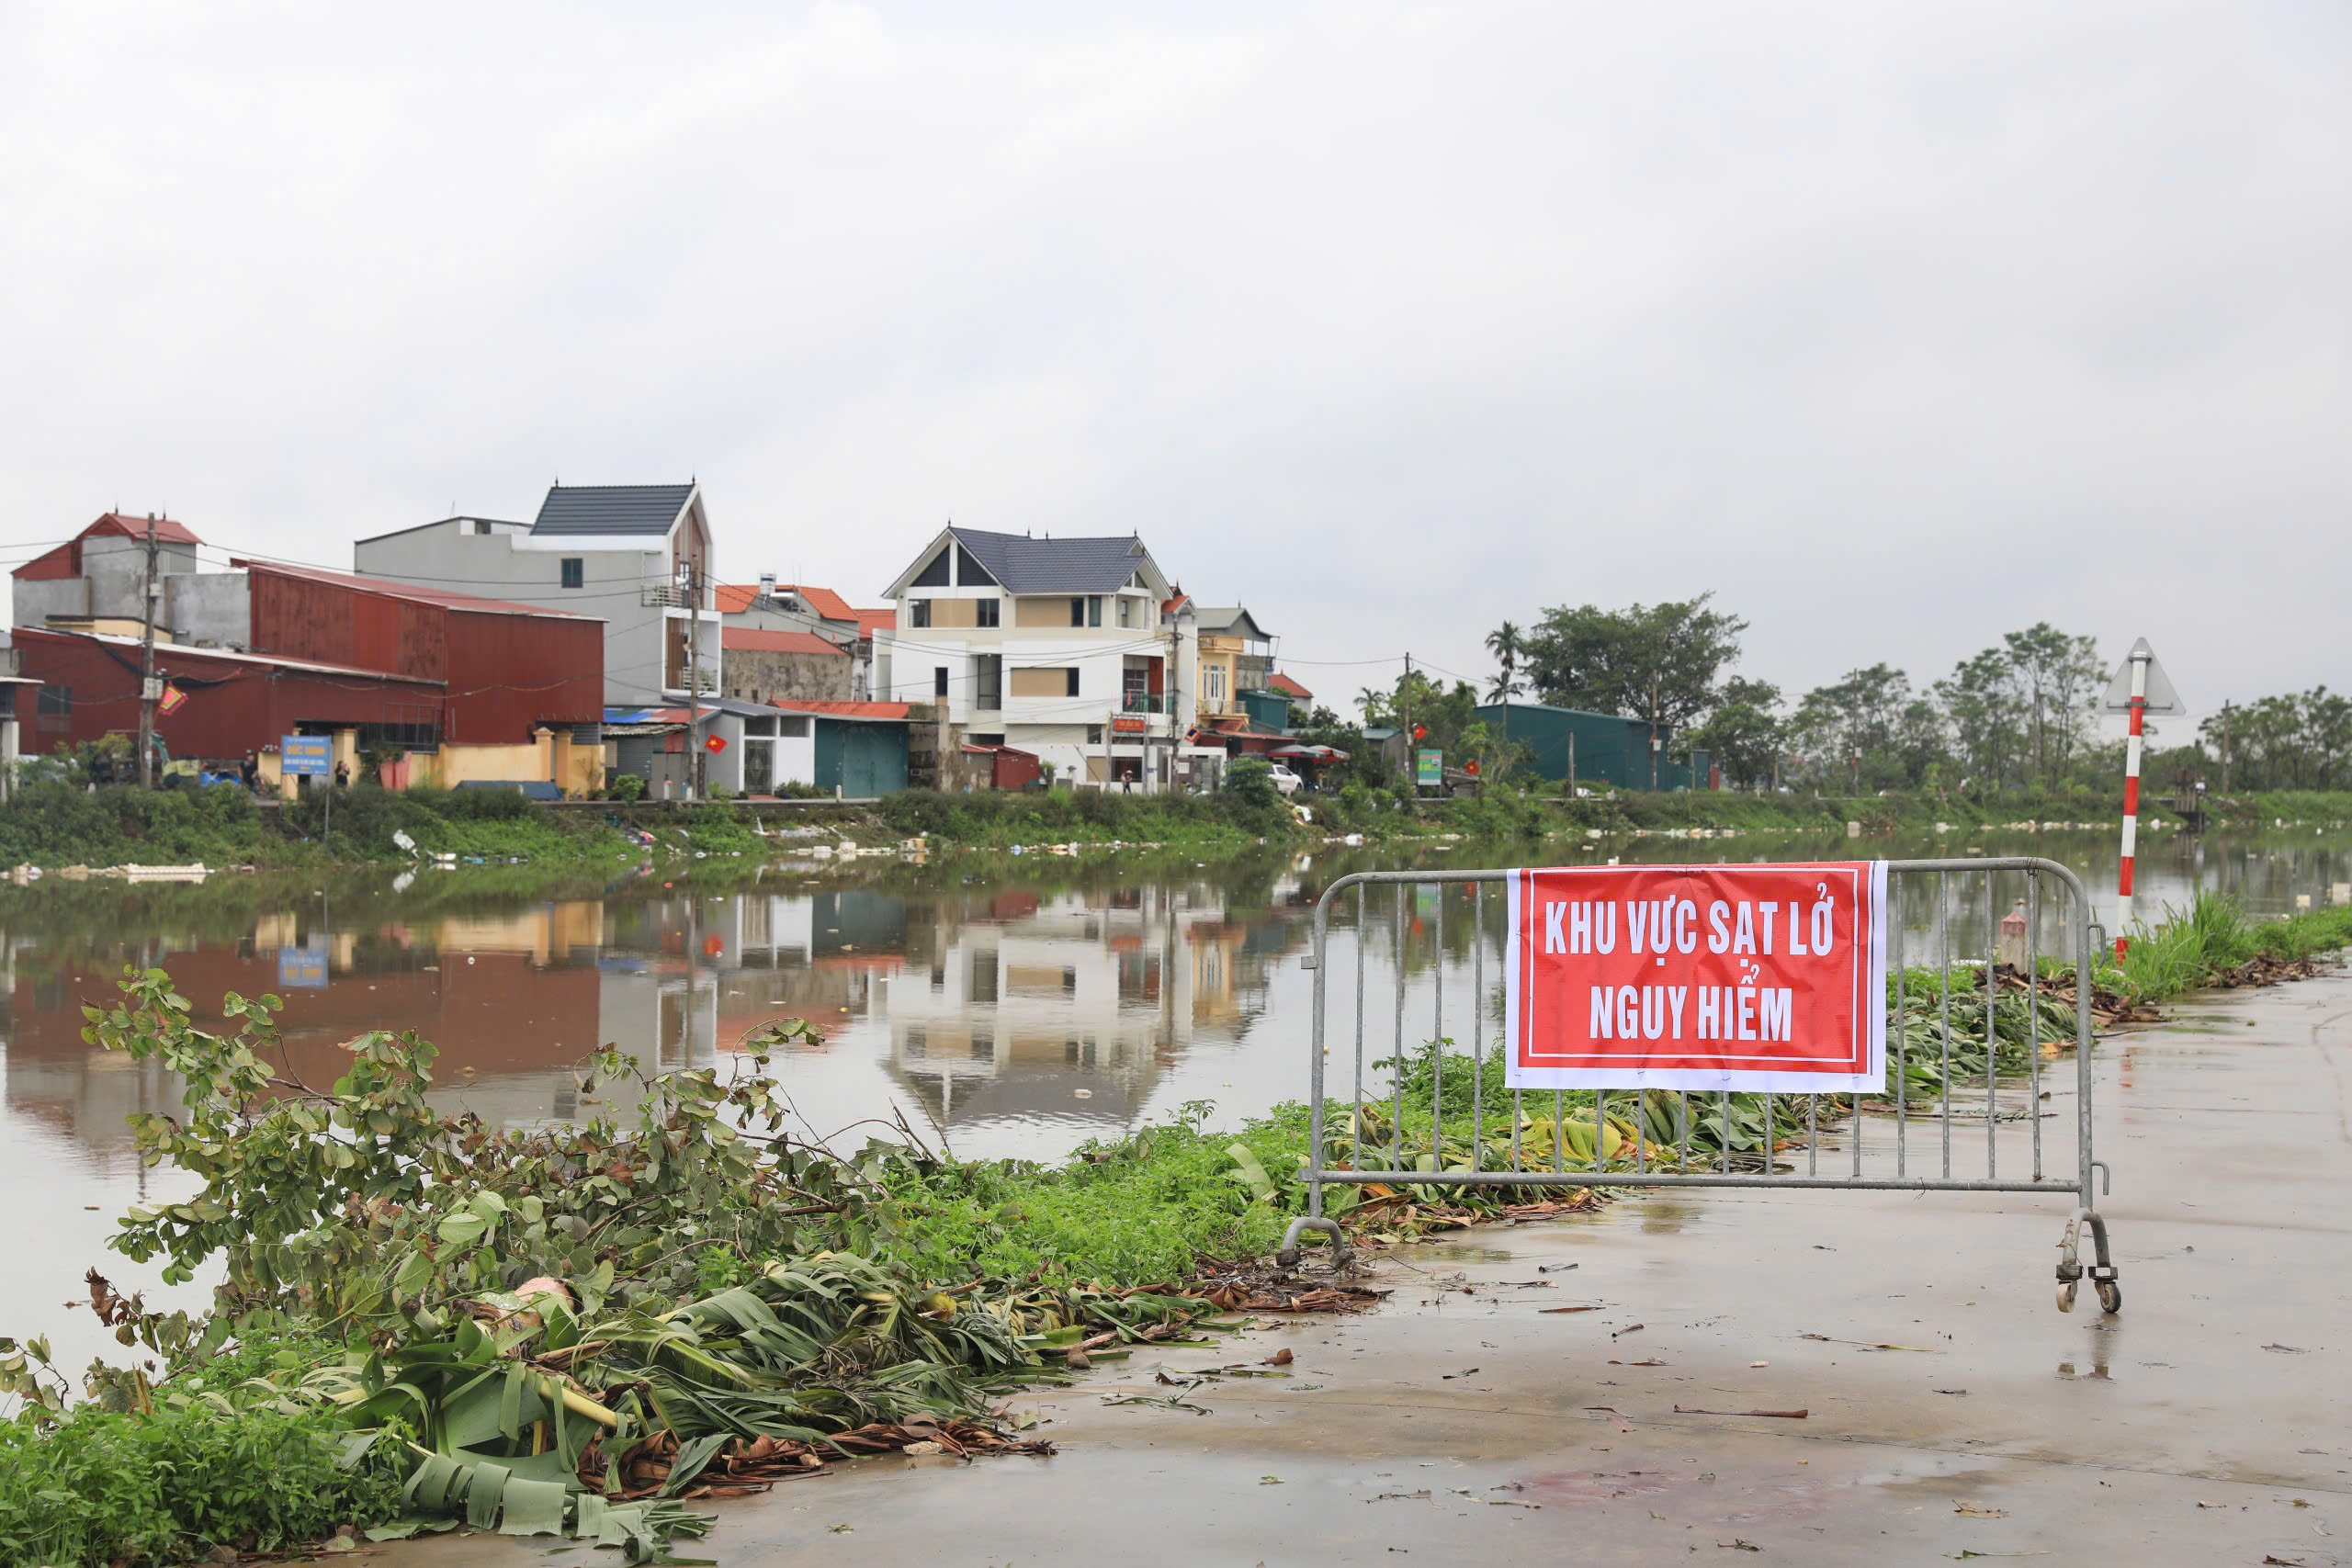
top-left (3, 2), bottom-right (2344, 726)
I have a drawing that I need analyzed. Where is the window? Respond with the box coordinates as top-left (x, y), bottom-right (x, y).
top-left (36, 685), bottom-right (70, 728)
top-left (976, 597), bottom-right (1000, 628)
top-left (974, 654), bottom-right (1001, 710)
top-left (560, 558), bottom-right (583, 589)
top-left (1117, 597), bottom-right (1135, 627)
top-left (778, 716), bottom-right (809, 738)
top-left (473, 519), bottom-right (494, 536)
top-left (1206, 663), bottom-right (1227, 704)
top-left (910, 599), bottom-right (933, 628)
top-left (969, 953), bottom-right (999, 1003)
top-left (955, 544), bottom-right (997, 586)
top-left (1009, 666), bottom-right (1078, 699)
top-left (933, 667), bottom-right (949, 698)
top-left (742, 716), bottom-right (777, 737)
top-left (1069, 596), bottom-right (1085, 627)
top-left (1088, 595), bottom-right (1103, 627)
top-left (910, 548), bottom-right (952, 588)
top-left (1086, 724), bottom-right (1103, 745)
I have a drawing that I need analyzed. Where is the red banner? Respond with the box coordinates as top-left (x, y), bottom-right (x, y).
top-left (1505, 862), bottom-right (1886, 1091)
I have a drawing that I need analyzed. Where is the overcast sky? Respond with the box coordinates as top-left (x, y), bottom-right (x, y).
top-left (3, 2), bottom-right (2343, 729)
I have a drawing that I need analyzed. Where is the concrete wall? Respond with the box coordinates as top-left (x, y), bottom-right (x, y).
top-left (721, 648), bottom-right (851, 703)
top-left (13, 578), bottom-right (86, 627)
top-left (13, 543), bottom-right (247, 648)
top-left (165, 575), bottom-right (253, 648)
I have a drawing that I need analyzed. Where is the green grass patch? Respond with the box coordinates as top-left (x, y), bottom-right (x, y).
top-left (0, 1401), bottom-right (407, 1568)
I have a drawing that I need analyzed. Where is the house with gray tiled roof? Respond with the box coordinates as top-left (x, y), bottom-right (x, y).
top-left (874, 526), bottom-right (1226, 790)
top-left (355, 482), bottom-right (718, 712)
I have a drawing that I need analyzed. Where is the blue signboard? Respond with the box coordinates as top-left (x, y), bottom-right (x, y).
top-left (277, 942), bottom-right (329, 989)
top-left (281, 736), bottom-right (333, 777)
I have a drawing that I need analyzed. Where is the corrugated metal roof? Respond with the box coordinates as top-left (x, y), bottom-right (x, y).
top-left (234, 560), bottom-right (595, 621)
top-left (17, 626), bottom-right (444, 683)
top-left (530, 484), bottom-right (695, 537)
top-left (946, 527), bottom-right (1155, 594)
top-left (721, 627), bottom-right (847, 657)
top-left (771, 698), bottom-right (912, 720)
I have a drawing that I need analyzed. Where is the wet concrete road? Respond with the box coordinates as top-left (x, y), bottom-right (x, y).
top-left (416, 970), bottom-right (2352, 1567)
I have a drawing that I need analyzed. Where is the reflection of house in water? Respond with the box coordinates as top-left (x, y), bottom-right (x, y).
top-left (600, 888), bottom-right (910, 1062)
top-left (0, 903), bottom-right (614, 1150)
top-left (878, 879), bottom-right (1288, 1146)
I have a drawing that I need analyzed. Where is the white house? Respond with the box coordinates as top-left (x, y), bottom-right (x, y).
top-left (872, 527), bottom-right (1221, 790)
top-left (355, 483), bottom-right (718, 712)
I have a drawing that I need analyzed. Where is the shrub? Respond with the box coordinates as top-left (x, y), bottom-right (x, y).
top-left (1224, 758), bottom-right (1279, 812)
top-left (0, 1403), bottom-right (408, 1567)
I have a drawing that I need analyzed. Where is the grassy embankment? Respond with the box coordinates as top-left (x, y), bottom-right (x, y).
top-left (0, 782), bottom-right (770, 871)
top-left (1367, 784), bottom-right (2352, 843)
top-left (5, 775), bottom-right (2346, 873)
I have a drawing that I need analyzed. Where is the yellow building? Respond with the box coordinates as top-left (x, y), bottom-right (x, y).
top-left (1192, 606), bottom-right (1275, 723)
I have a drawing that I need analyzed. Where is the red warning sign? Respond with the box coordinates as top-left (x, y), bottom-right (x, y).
top-left (1504, 862), bottom-right (1886, 1091)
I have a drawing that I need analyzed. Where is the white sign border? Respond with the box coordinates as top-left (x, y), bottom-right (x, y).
top-left (1503, 861), bottom-right (1887, 1093)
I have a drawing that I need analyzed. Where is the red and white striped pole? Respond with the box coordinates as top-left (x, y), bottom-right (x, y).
top-left (2115, 649), bottom-right (2150, 960)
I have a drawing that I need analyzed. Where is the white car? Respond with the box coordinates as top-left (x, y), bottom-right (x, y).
top-left (1266, 763), bottom-right (1304, 796)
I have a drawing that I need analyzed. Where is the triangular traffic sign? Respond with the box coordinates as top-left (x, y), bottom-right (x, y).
top-left (2102, 637), bottom-right (2184, 716)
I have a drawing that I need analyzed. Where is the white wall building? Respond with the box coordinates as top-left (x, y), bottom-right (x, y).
top-left (872, 526), bottom-right (1220, 789)
top-left (355, 483), bottom-right (718, 712)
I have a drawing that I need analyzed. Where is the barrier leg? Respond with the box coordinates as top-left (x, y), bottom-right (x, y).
top-left (2055, 1208), bottom-right (2122, 1314)
top-left (1277, 1216), bottom-right (1351, 1269)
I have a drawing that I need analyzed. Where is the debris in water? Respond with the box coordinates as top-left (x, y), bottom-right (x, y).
top-left (1674, 1406), bottom-right (1809, 1418)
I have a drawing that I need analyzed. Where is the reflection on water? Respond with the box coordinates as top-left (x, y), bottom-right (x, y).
top-left (4, 829), bottom-right (2345, 1174)
top-left (0, 824), bottom-right (2344, 1364)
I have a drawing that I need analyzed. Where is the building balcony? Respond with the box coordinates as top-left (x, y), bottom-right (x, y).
top-left (1120, 693), bottom-right (1170, 715)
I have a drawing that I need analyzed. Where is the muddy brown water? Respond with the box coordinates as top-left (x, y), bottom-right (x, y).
top-left (2, 825), bottom-right (2344, 1371)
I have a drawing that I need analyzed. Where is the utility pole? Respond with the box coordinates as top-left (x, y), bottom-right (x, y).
top-left (1401, 652), bottom-right (1413, 794)
top-left (2219, 699), bottom-right (2234, 795)
top-left (136, 514), bottom-right (161, 789)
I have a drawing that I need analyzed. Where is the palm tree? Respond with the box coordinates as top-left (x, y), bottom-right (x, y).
top-left (1485, 622), bottom-right (1523, 703)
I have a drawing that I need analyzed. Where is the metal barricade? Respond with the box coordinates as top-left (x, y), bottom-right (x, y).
top-left (1276, 857), bottom-right (2121, 1314)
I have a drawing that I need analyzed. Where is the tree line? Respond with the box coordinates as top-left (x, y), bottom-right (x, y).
top-left (1462, 597), bottom-right (2346, 797)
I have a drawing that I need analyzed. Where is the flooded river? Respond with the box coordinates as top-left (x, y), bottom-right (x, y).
top-left (3, 824), bottom-right (2345, 1368)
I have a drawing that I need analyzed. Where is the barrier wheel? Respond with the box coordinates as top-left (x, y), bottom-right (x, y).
top-left (2096, 1280), bottom-right (2121, 1314)
top-left (2057, 1280), bottom-right (2077, 1314)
